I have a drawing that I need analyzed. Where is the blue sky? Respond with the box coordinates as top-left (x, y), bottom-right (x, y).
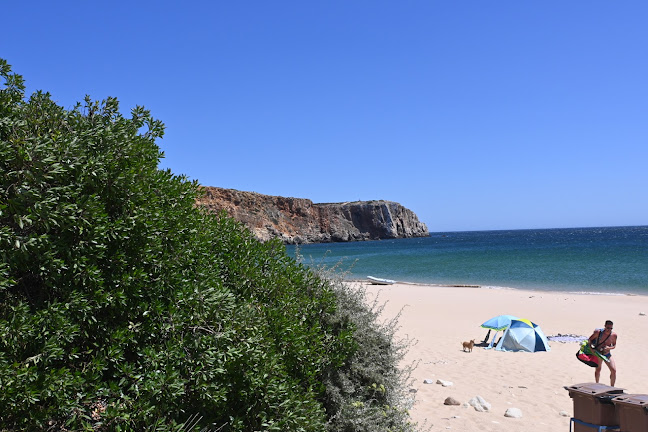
top-left (4, 1), bottom-right (647, 231)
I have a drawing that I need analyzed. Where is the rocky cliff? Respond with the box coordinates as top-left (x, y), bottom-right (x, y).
top-left (197, 187), bottom-right (430, 244)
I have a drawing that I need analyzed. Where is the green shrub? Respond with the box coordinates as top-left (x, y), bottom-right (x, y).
top-left (0, 59), bottom-right (418, 431)
top-left (295, 255), bottom-right (418, 432)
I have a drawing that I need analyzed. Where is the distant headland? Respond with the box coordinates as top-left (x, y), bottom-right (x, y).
top-left (197, 186), bottom-right (429, 244)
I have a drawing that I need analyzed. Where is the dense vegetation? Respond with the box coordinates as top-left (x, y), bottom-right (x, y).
top-left (0, 59), bottom-right (416, 431)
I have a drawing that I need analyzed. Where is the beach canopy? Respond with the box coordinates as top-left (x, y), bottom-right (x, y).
top-left (494, 319), bottom-right (551, 352)
top-left (481, 315), bottom-right (518, 331)
top-left (481, 315), bottom-right (519, 349)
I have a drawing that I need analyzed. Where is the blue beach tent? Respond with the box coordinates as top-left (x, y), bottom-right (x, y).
top-left (494, 319), bottom-right (551, 352)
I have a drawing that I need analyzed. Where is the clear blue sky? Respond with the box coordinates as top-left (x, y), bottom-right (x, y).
top-left (4, 1), bottom-right (647, 232)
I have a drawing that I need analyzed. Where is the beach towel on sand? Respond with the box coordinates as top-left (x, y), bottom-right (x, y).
top-left (576, 340), bottom-right (608, 367)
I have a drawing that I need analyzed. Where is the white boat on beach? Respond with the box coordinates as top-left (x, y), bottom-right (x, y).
top-left (367, 276), bottom-right (396, 285)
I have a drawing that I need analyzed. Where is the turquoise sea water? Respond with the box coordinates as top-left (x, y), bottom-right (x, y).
top-left (286, 226), bottom-right (648, 295)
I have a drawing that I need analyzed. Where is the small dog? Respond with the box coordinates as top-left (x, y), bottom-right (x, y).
top-left (462, 339), bottom-right (475, 352)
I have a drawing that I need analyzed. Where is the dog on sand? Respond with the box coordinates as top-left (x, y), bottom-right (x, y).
top-left (462, 339), bottom-right (475, 352)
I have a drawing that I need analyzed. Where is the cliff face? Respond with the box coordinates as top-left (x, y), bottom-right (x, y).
top-left (197, 187), bottom-right (429, 244)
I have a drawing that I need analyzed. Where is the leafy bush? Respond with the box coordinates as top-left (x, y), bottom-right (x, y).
top-left (0, 59), bottom-right (418, 431)
top-left (296, 255), bottom-right (418, 432)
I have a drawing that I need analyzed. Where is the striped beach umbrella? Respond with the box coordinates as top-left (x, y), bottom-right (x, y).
top-left (494, 318), bottom-right (551, 352)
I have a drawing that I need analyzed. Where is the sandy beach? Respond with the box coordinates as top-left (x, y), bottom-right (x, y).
top-left (366, 282), bottom-right (648, 432)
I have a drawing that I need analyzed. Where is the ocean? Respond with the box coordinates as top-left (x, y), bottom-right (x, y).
top-left (285, 226), bottom-right (648, 295)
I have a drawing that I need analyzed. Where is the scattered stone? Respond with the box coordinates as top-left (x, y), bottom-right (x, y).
top-left (468, 396), bottom-right (491, 412)
top-left (444, 397), bottom-right (461, 406)
top-left (409, 388), bottom-right (418, 393)
top-left (423, 379), bottom-right (435, 384)
top-left (559, 411), bottom-right (571, 417)
top-left (437, 379), bottom-right (454, 387)
top-left (504, 408), bottom-right (523, 418)
top-left (518, 386), bottom-right (528, 389)
top-left (640, 312), bottom-right (646, 316)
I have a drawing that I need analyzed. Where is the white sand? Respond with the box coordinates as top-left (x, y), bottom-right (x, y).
top-left (365, 282), bottom-right (648, 431)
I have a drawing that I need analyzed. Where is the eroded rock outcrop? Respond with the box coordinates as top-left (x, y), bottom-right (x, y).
top-left (197, 187), bottom-right (429, 244)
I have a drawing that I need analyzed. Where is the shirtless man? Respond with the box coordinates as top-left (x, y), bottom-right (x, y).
top-left (588, 320), bottom-right (617, 386)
